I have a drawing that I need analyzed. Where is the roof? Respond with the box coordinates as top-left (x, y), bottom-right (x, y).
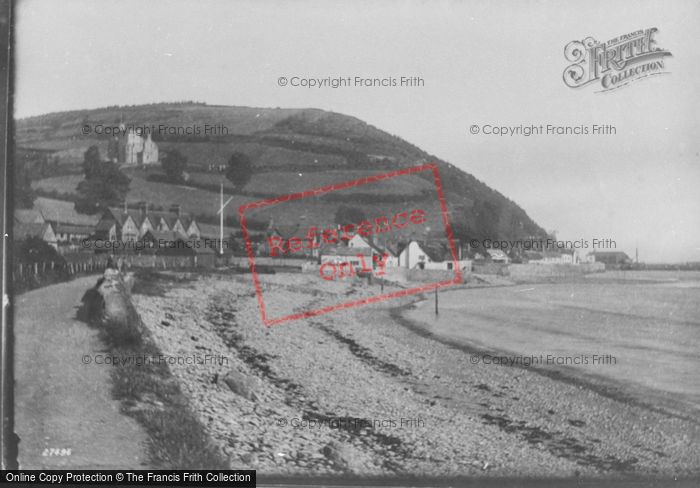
top-left (588, 251), bottom-right (630, 257)
top-left (54, 223), bottom-right (93, 234)
top-left (95, 219), bottom-right (116, 232)
top-left (364, 235), bottom-right (404, 257)
top-left (14, 222), bottom-right (53, 240)
top-left (353, 235), bottom-right (400, 257)
top-left (105, 208), bottom-right (192, 230)
top-left (147, 211), bottom-right (180, 229)
top-left (486, 249), bottom-right (508, 259)
top-left (105, 208), bottom-right (132, 227)
top-left (420, 241), bottom-right (453, 262)
top-left (321, 246), bottom-right (372, 257)
top-left (14, 209), bottom-right (45, 224)
top-left (33, 197), bottom-right (99, 226)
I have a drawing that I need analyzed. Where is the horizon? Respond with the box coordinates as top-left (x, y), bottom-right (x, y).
top-left (13, 0), bottom-right (700, 263)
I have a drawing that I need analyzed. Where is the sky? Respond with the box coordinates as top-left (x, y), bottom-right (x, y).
top-left (13, 0), bottom-right (700, 263)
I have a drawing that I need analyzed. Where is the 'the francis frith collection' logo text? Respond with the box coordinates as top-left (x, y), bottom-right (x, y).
top-left (563, 28), bottom-right (672, 92)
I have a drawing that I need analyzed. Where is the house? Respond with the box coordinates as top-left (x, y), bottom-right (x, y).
top-left (183, 217), bottom-right (201, 239)
top-left (12, 209), bottom-right (58, 249)
top-left (347, 234), bottom-right (399, 267)
top-left (398, 241), bottom-right (430, 269)
top-left (54, 224), bottom-right (93, 243)
top-left (108, 122), bottom-right (158, 165)
top-left (586, 251), bottom-right (632, 268)
top-left (485, 249), bottom-right (510, 264)
top-left (527, 249), bottom-right (577, 265)
top-left (32, 197), bottom-right (100, 228)
top-left (94, 203), bottom-right (199, 246)
top-left (320, 246), bottom-right (373, 270)
top-left (398, 240), bottom-right (470, 271)
top-left (13, 222), bottom-right (58, 249)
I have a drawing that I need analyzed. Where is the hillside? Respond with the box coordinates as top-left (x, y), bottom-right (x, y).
top-left (16, 102), bottom-right (547, 241)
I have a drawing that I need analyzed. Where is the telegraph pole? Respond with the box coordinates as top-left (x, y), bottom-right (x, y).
top-left (435, 286), bottom-right (439, 315)
top-left (217, 183), bottom-right (234, 256)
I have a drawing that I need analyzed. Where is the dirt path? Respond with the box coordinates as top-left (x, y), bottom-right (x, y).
top-left (14, 276), bottom-right (149, 469)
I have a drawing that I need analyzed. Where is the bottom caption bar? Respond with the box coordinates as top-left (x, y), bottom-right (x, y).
top-left (1, 470), bottom-right (256, 486)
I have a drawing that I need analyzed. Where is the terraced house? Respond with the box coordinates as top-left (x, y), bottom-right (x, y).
top-left (94, 203), bottom-right (200, 245)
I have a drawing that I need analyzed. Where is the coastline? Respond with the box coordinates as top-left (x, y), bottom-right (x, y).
top-left (130, 270), bottom-right (700, 477)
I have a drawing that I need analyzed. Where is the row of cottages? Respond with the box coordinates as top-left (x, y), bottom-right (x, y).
top-left (14, 201), bottom-right (99, 252)
top-left (95, 204), bottom-right (201, 243)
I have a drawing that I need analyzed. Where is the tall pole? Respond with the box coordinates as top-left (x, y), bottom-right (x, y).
top-left (219, 183), bottom-right (224, 256)
top-left (435, 286), bottom-right (439, 315)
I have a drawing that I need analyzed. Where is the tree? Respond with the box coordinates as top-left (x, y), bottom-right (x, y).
top-left (225, 152), bottom-right (253, 192)
top-left (162, 149), bottom-right (187, 183)
top-left (334, 205), bottom-right (367, 226)
top-left (14, 162), bottom-right (36, 209)
top-left (15, 236), bottom-right (64, 264)
top-left (75, 146), bottom-right (130, 214)
top-left (82, 145), bottom-right (102, 179)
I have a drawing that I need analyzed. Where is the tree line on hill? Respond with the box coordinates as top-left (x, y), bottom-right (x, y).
top-left (71, 146), bottom-right (255, 215)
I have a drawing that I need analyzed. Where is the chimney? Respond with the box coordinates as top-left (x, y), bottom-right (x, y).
top-left (169, 204), bottom-right (181, 217)
top-left (123, 200), bottom-right (127, 214)
top-left (137, 201), bottom-right (148, 218)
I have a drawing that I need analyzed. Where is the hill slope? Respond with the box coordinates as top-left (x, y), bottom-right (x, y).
top-left (16, 102), bottom-right (547, 242)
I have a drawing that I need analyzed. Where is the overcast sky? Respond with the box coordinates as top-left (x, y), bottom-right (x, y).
top-left (14, 0), bottom-right (700, 263)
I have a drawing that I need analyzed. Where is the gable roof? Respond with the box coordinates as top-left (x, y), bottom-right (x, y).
top-left (104, 207), bottom-right (194, 231)
top-left (14, 209), bottom-right (45, 224)
top-left (355, 234), bottom-right (404, 257)
top-left (14, 222), bottom-right (54, 241)
top-left (33, 197), bottom-right (99, 226)
top-left (95, 219), bottom-right (116, 232)
top-left (420, 241), bottom-right (453, 262)
top-left (106, 208), bottom-right (137, 227)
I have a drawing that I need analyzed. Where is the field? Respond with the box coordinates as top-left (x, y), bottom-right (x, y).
top-left (31, 168), bottom-right (443, 230)
top-left (15, 102), bottom-right (550, 242)
top-left (406, 270), bottom-right (700, 419)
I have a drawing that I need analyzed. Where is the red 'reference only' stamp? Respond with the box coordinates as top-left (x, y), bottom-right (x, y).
top-left (238, 163), bottom-right (462, 326)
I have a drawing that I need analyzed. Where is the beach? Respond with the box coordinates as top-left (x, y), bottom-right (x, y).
top-left (131, 270), bottom-right (700, 477)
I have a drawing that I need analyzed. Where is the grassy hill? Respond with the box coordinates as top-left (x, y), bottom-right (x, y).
top-left (17, 102), bottom-right (547, 241)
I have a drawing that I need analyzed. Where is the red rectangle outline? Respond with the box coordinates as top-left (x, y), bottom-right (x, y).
top-left (238, 163), bottom-right (462, 326)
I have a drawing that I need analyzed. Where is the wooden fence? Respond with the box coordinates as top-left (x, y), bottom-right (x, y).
top-left (12, 253), bottom-right (311, 293)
